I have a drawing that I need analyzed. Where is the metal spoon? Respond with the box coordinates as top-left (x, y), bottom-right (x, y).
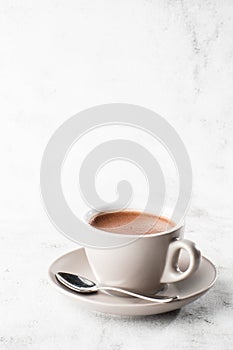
top-left (55, 272), bottom-right (178, 303)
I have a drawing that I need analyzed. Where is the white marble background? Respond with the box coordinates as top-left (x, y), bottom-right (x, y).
top-left (0, 0), bottom-right (233, 349)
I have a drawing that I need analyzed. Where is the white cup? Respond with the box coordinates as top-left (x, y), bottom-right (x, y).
top-left (84, 209), bottom-right (201, 295)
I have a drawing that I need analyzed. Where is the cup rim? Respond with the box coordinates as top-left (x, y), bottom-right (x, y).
top-left (84, 207), bottom-right (185, 238)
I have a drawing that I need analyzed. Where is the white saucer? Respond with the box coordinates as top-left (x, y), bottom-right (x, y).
top-left (48, 248), bottom-right (217, 316)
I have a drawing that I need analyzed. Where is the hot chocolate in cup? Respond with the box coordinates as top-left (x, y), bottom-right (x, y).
top-left (84, 208), bottom-right (201, 296)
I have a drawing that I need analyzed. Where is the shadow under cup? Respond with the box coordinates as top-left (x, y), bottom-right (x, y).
top-left (84, 210), bottom-right (200, 296)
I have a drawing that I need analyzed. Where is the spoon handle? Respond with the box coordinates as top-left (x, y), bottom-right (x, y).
top-left (100, 286), bottom-right (177, 303)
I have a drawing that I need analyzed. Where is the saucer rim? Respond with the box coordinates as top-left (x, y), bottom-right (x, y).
top-left (48, 248), bottom-right (217, 308)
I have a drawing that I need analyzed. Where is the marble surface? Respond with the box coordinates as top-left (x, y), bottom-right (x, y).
top-left (0, 1), bottom-right (233, 349)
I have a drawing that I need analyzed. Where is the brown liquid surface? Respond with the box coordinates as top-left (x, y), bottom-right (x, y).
top-left (89, 210), bottom-right (175, 235)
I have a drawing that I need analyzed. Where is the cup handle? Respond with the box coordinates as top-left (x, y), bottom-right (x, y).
top-left (160, 238), bottom-right (201, 283)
